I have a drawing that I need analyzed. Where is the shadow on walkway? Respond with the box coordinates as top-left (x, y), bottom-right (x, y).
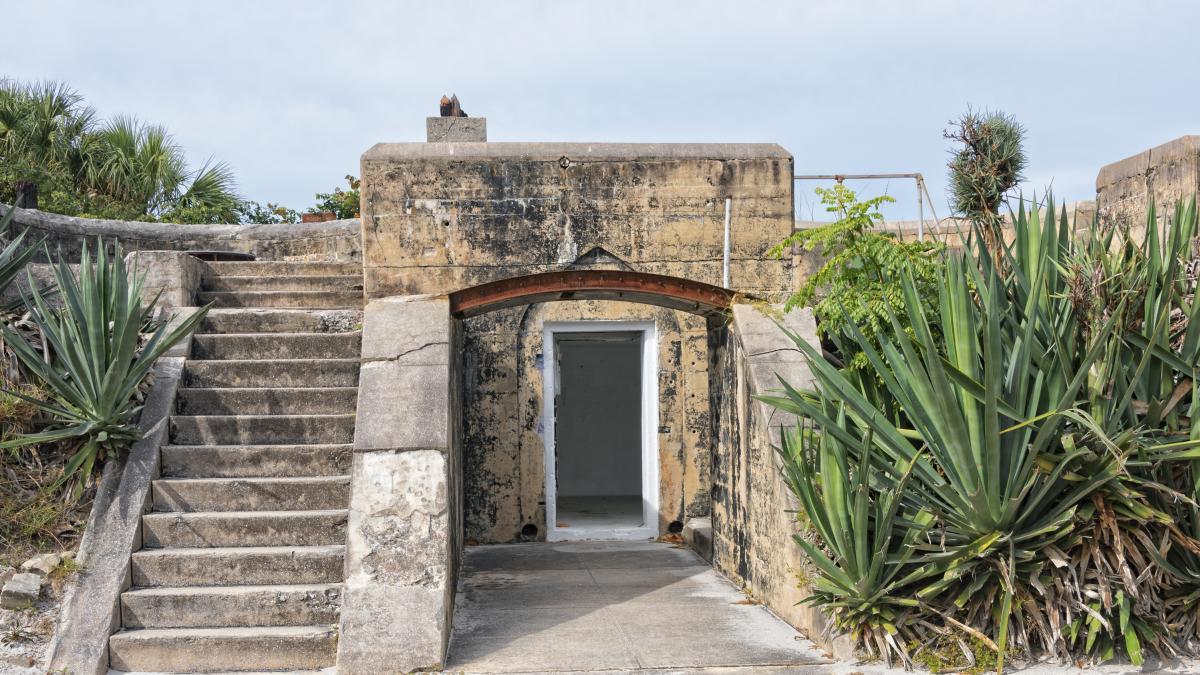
top-left (443, 541), bottom-right (831, 673)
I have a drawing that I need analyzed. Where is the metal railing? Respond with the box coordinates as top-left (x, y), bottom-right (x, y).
top-left (794, 172), bottom-right (942, 241)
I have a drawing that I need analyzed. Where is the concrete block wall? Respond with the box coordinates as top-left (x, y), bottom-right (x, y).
top-left (4, 205), bottom-right (361, 262)
top-left (708, 305), bottom-right (853, 659)
top-left (1096, 135), bottom-right (1200, 232)
top-left (360, 142), bottom-right (797, 543)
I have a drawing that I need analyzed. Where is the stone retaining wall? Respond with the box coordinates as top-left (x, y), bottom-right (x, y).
top-left (3, 205), bottom-right (361, 262)
top-left (708, 304), bottom-right (853, 659)
top-left (1096, 135), bottom-right (1200, 232)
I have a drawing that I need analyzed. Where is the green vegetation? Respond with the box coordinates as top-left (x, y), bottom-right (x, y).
top-left (308, 174), bottom-right (360, 219)
top-left (766, 197), bottom-right (1200, 669)
top-left (0, 202), bottom-right (207, 558)
top-left (0, 238), bottom-right (207, 496)
top-left (0, 80), bottom-right (239, 222)
top-left (945, 109), bottom-right (1027, 255)
top-left (772, 184), bottom-right (943, 375)
top-left (2, 78), bottom-right (360, 224)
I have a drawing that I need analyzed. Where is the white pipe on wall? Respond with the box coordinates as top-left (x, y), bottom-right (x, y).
top-left (722, 197), bottom-right (732, 289)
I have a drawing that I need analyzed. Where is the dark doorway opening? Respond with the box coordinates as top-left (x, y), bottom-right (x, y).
top-left (554, 332), bottom-right (643, 531)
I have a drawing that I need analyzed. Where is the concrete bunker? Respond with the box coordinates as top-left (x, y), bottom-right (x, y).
top-left (448, 269), bottom-right (739, 542)
top-left (336, 139), bottom-right (844, 671)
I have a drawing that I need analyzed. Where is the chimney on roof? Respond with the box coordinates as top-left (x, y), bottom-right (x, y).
top-left (427, 94), bottom-right (486, 142)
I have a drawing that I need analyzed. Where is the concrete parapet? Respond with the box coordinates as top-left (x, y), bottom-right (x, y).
top-left (3, 205), bottom-right (361, 263)
top-left (358, 142), bottom-right (795, 300)
top-left (126, 250), bottom-right (206, 311)
top-left (708, 304), bottom-right (854, 660)
top-left (1096, 135), bottom-right (1200, 232)
top-left (337, 295), bottom-right (462, 673)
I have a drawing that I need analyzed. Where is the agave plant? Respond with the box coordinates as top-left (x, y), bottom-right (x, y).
top-left (765, 197), bottom-right (1200, 670)
top-left (0, 205), bottom-right (45, 309)
top-left (0, 239), bottom-right (207, 494)
top-left (776, 411), bottom-right (938, 666)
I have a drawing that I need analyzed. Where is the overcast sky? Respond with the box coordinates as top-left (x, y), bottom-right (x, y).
top-left (3, 1), bottom-right (1196, 220)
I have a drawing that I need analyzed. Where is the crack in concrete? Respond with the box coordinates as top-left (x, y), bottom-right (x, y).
top-left (363, 341), bottom-right (447, 364)
top-left (745, 347), bottom-right (800, 358)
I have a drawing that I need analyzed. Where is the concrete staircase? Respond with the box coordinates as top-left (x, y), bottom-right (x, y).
top-left (107, 262), bottom-right (364, 673)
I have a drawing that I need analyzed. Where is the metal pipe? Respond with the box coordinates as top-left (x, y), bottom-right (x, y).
top-left (722, 197), bottom-right (732, 289)
top-left (794, 173), bottom-right (924, 181)
top-left (916, 175), bottom-right (925, 241)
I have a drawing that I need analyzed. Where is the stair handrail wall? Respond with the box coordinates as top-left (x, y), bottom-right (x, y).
top-left (1, 204), bottom-right (362, 263)
top-left (45, 342), bottom-right (194, 674)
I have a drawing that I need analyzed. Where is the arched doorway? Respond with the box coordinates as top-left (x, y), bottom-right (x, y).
top-left (341, 272), bottom-right (823, 673)
top-left (448, 269), bottom-right (739, 318)
top-left (449, 270), bottom-right (742, 542)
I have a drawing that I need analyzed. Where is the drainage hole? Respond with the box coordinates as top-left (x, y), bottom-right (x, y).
top-left (668, 520), bottom-right (684, 534)
top-left (520, 523), bottom-right (539, 540)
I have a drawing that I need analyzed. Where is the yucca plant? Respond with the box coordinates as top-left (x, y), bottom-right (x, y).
top-left (772, 260), bottom-right (1125, 667)
top-left (0, 206), bottom-right (45, 309)
top-left (777, 410), bottom-right (938, 667)
top-left (766, 196), bottom-right (1200, 670)
top-left (0, 239), bottom-right (207, 495)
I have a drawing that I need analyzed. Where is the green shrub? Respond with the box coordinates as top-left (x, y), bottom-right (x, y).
top-left (0, 239), bottom-right (207, 495)
top-left (307, 174), bottom-right (360, 219)
top-left (773, 184), bottom-right (943, 376)
top-left (765, 198), bottom-right (1200, 669)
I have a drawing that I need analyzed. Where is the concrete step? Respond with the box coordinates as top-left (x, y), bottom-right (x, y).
top-left (170, 414), bottom-right (356, 445)
top-left (120, 583), bottom-right (341, 629)
top-left (197, 290), bottom-right (363, 309)
top-left (108, 625), bottom-right (337, 672)
top-left (152, 477), bottom-right (349, 512)
top-left (205, 261), bottom-right (362, 277)
top-left (142, 510), bottom-right (347, 548)
top-left (177, 387), bottom-right (358, 415)
top-left (203, 275), bottom-right (364, 293)
top-left (190, 332), bottom-right (361, 360)
top-left (160, 444), bottom-right (352, 478)
top-left (130, 545), bottom-right (344, 587)
top-left (199, 308), bottom-right (362, 334)
top-left (183, 359), bottom-right (360, 388)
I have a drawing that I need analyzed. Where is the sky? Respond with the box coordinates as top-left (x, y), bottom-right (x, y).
top-left (2, 1), bottom-right (1197, 221)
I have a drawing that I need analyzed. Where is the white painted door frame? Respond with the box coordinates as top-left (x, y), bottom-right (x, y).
top-left (542, 320), bottom-right (659, 541)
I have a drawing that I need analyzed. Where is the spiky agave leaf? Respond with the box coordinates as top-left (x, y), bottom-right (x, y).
top-left (0, 238), bottom-right (208, 495)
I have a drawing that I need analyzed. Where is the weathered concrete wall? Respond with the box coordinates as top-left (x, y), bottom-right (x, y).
top-left (359, 142), bottom-right (795, 298)
top-left (46, 356), bottom-right (187, 675)
top-left (125, 250), bottom-right (206, 310)
top-left (461, 300), bottom-right (711, 542)
top-left (708, 305), bottom-right (852, 658)
top-left (3, 205), bottom-right (361, 262)
top-left (1096, 135), bottom-right (1200, 232)
top-left (339, 296), bottom-right (462, 672)
top-left (361, 143), bottom-right (796, 543)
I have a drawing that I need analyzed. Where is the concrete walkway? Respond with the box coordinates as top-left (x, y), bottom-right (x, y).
top-left (443, 541), bottom-right (831, 673)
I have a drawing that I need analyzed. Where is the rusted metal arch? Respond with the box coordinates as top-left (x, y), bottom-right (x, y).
top-left (448, 270), bottom-right (741, 318)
